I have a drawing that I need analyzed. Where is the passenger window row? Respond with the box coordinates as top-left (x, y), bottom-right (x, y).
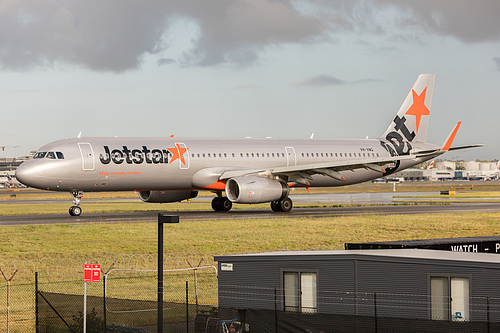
top-left (188, 152), bottom-right (379, 158)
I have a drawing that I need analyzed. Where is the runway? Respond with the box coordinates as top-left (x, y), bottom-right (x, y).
top-left (1, 202), bottom-right (500, 226)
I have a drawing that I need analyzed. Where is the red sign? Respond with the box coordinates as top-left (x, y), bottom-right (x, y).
top-left (84, 264), bottom-right (92, 282)
top-left (84, 264), bottom-right (101, 283)
top-left (92, 264), bottom-right (101, 282)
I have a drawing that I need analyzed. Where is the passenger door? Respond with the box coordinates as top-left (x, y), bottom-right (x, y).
top-left (78, 143), bottom-right (95, 171)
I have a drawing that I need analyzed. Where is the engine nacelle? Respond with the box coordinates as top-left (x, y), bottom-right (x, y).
top-left (225, 177), bottom-right (289, 204)
top-left (138, 190), bottom-right (198, 203)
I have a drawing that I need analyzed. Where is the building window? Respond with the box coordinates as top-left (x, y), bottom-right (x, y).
top-left (283, 271), bottom-right (317, 313)
top-left (430, 276), bottom-right (469, 321)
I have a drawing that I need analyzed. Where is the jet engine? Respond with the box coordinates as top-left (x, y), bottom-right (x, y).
top-left (225, 176), bottom-right (289, 204)
top-left (138, 190), bottom-right (198, 203)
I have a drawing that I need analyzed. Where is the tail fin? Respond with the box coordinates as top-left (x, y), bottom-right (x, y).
top-left (379, 74), bottom-right (435, 143)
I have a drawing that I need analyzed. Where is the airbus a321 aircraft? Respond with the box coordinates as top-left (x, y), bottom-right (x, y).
top-left (16, 74), bottom-right (481, 216)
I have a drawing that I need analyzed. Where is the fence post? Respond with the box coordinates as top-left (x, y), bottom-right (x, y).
top-left (35, 272), bottom-right (39, 333)
top-left (158, 216), bottom-right (164, 333)
top-left (101, 263), bottom-right (114, 333)
top-left (274, 287), bottom-right (278, 333)
top-left (103, 274), bottom-right (107, 333)
top-left (1, 268), bottom-right (18, 333)
top-left (186, 281), bottom-right (189, 333)
top-left (374, 292), bottom-right (378, 333)
top-left (487, 296), bottom-right (490, 333)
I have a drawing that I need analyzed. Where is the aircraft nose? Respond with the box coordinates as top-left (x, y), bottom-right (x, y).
top-left (15, 162), bottom-right (35, 187)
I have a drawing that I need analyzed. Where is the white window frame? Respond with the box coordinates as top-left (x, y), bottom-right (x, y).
top-left (430, 275), bottom-right (470, 321)
top-left (282, 270), bottom-right (318, 313)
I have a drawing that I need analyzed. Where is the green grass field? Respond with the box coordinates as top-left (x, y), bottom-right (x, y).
top-left (2, 211), bottom-right (500, 262)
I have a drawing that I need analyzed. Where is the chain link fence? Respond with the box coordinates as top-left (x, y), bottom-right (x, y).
top-left (0, 253), bottom-right (220, 332)
top-left (217, 285), bottom-right (500, 333)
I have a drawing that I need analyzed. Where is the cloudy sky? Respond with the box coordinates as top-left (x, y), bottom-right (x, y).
top-left (1, 0), bottom-right (499, 161)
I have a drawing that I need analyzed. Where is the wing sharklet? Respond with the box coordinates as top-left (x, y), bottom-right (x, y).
top-left (441, 121), bottom-right (461, 151)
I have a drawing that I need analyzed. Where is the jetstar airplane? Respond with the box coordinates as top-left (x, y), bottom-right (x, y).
top-left (15, 74), bottom-right (482, 216)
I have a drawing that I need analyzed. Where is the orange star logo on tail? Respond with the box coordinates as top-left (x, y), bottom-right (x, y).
top-left (166, 143), bottom-right (188, 165)
top-left (405, 87), bottom-right (430, 133)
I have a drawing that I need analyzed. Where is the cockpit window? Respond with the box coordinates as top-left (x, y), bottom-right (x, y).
top-left (33, 151), bottom-right (65, 159)
top-left (33, 152), bottom-right (47, 159)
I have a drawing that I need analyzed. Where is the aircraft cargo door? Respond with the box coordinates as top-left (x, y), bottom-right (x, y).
top-left (78, 143), bottom-right (95, 171)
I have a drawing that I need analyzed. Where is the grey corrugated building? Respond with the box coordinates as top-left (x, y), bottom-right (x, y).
top-left (215, 249), bottom-right (500, 323)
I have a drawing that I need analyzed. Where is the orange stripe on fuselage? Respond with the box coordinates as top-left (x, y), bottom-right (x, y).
top-left (200, 180), bottom-right (227, 191)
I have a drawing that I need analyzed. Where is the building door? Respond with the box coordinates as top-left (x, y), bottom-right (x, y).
top-left (451, 277), bottom-right (469, 321)
top-left (78, 143), bottom-right (95, 171)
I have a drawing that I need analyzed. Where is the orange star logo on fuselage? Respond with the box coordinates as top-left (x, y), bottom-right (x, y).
top-left (166, 143), bottom-right (188, 165)
top-left (405, 87), bottom-right (430, 133)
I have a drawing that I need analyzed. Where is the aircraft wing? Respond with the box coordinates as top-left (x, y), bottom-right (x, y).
top-left (269, 154), bottom-right (418, 184)
top-left (219, 154), bottom-right (422, 185)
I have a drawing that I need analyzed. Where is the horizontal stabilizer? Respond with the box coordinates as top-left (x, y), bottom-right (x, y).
top-left (447, 144), bottom-right (485, 152)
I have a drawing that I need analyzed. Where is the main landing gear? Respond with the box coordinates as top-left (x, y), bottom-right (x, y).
top-left (270, 197), bottom-right (293, 212)
top-left (69, 190), bottom-right (84, 216)
top-left (211, 195), bottom-right (233, 212)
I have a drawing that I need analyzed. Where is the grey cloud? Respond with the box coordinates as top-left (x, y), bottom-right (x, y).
top-left (0, 0), bottom-right (325, 71)
top-left (372, 0), bottom-right (500, 43)
top-left (157, 58), bottom-right (176, 66)
top-left (1, 0), bottom-right (499, 72)
top-left (293, 75), bottom-right (346, 87)
top-left (0, 1), bottom-right (168, 72)
top-left (293, 75), bottom-right (381, 87)
top-left (494, 57), bottom-right (500, 70)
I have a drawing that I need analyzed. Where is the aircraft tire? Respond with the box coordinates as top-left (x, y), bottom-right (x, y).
top-left (270, 200), bottom-right (282, 212)
top-left (279, 197), bottom-right (293, 212)
top-left (211, 197), bottom-right (222, 211)
top-left (220, 197), bottom-right (232, 212)
top-left (69, 206), bottom-right (82, 216)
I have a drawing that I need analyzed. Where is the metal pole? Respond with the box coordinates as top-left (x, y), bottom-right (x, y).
top-left (103, 275), bottom-right (107, 333)
top-left (35, 272), bottom-right (39, 333)
top-left (84, 281), bottom-right (87, 333)
top-left (158, 217), bottom-right (164, 333)
top-left (157, 214), bottom-right (179, 333)
top-left (186, 281), bottom-right (189, 333)
top-left (102, 263), bottom-right (113, 333)
top-left (7, 280), bottom-right (10, 333)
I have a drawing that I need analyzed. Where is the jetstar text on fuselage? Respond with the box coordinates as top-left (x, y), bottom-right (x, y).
top-left (99, 146), bottom-right (174, 165)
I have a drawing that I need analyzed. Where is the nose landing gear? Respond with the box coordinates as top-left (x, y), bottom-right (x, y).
top-left (69, 191), bottom-right (84, 216)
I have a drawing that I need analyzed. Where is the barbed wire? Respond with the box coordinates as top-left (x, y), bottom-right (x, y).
top-left (0, 252), bottom-right (225, 281)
